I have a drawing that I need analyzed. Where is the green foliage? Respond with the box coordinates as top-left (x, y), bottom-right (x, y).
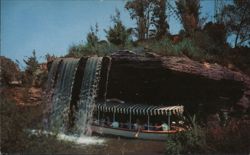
top-left (125, 0), bottom-right (170, 40)
top-left (23, 50), bottom-right (39, 86)
top-left (219, 0), bottom-right (250, 47)
top-left (24, 50), bottom-right (39, 75)
top-left (203, 22), bottom-right (227, 46)
top-left (140, 37), bottom-right (203, 59)
top-left (206, 118), bottom-right (250, 154)
top-left (0, 94), bottom-right (80, 154)
top-left (68, 43), bottom-right (97, 57)
top-left (86, 23), bottom-right (99, 47)
top-left (165, 115), bottom-right (208, 154)
top-left (175, 0), bottom-right (201, 34)
top-left (1, 96), bottom-right (28, 152)
top-left (67, 41), bottom-right (122, 57)
top-left (152, 0), bottom-right (169, 39)
top-left (105, 9), bottom-right (131, 46)
top-left (125, 0), bottom-right (155, 40)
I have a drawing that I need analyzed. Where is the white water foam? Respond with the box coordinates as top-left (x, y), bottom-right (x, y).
top-left (28, 129), bottom-right (105, 145)
top-left (57, 133), bottom-right (105, 145)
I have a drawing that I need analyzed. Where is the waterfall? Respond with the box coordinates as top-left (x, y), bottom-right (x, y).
top-left (46, 59), bottom-right (61, 90)
top-left (44, 59), bottom-right (62, 129)
top-left (75, 57), bottom-right (103, 135)
top-left (50, 58), bottom-right (79, 132)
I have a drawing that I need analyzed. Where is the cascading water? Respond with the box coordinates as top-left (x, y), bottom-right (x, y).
top-left (75, 57), bottom-right (103, 135)
top-left (46, 59), bottom-right (61, 90)
top-left (49, 58), bottom-right (79, 132)
top-left (44, 59), bottom-right (62, 129)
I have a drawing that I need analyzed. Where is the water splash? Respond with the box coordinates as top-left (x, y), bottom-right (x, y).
top-left (76, 57), bottom-right (103, 135)
top-left (57, 133), bottom-right (105, 145)
top-left (28, 129), bottom-right (105, 145)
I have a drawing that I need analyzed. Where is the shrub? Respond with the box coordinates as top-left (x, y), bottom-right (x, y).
top-left (0, 56), bottom-right (21, 86)
top-left (0, 94), bottom-right (76, 153)
top-left (165, 115), bottom-right (209, 154)
top-left (0, 95), bottom-right (28, 152)
top-left (207, 118), bottom-right (250, 154)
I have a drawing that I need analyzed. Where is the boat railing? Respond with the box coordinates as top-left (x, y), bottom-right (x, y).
top-left (92, 120), bottom-right (186, 132)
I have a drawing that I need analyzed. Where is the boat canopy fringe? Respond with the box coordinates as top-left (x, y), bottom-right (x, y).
top-left (95, 102), bottom-right (184, 116)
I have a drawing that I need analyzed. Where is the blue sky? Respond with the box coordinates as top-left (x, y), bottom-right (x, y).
top-left (1, 0), bottom-right (216, 68)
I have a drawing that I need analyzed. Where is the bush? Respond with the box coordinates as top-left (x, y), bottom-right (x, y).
top-left (0, 94), bottom-right (76, 153)
top-left (0, 96), bottom-right (28, 152)
top-left (142, 37), bottom-right (206, 60)
top-left (165, 115), bottom-right (209, 154)
top-left (207, 118), bottom-right (250, 154)
top-left (67, 41), bottom-right (130, 58)
top-left (0, 56), bottom-right (21, 86)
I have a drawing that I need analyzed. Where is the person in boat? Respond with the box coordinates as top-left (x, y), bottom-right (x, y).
top-left (100, 118), bottom-right (105, 126)
top-left (155, 122), bottom-right (170, 131)
top-left (161, 122), bottom-right (170, 131)
top-left (124, 121), bottom-right (131, 129)
top-left (111, 121), bottom-right (119, 128)
top-left (105, 116), bottom-right (111, 126)
top-left (133, 119), bottom-right (142, 130)
top-left (93, 118), bottom-right (99, 125)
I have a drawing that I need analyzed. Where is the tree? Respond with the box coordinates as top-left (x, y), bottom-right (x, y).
top-left (23, 50), bottom-right (39, 86)
top-left (203, 22), bottom-right (227, 46)
top-left (125, 0), bottom-right (155, 40)
top-left (105, 9), bottom-right (130, 46)
top-left (175, 0), bottom-right (200, 35)
top-left (0, 56), bottom-right (20, 86)
top-left (152, 0), bottom-right (169, 39)
top-left (220, 0), bottom-right (250, 47)
top-left (24, 50), bottom-right (39, 76)
top-left (86, 23), bottom-right (99, 47)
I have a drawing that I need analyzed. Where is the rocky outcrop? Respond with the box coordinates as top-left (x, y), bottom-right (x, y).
top-left (160, 55), bottom-right (250, 109)
top-left (47, 51), bottom-right (250, 114)
top-left (106, 51), bottom-right (250, 113)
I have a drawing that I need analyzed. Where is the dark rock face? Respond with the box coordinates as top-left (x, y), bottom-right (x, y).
top-left (103, 51), bottom-right (249, 114)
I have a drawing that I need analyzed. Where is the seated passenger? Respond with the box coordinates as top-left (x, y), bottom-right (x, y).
top-left (100, 118), bottom-right (105, 126)
top-left (93, 118), bottom-right (99, 125)
top-left (105, 116), bottom-right (111, 126)
top-left (154, 123), bottom-right (162, 131)
top-left (111, 121), bottom-right (119, 128)
top-left (133, 123), bottom-right (138, 130)
top-left (161, 122), bottom-right (170, 131)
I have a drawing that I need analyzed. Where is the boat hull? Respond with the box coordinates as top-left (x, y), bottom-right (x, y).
top-left (91, 125), bottom-right (177, 141)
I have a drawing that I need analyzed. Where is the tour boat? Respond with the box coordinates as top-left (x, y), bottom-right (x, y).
top-left (91, 101), bottom-right (185, 141)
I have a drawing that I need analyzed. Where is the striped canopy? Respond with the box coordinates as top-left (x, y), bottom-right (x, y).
top-left (95, 102), bottom-right (184, 116)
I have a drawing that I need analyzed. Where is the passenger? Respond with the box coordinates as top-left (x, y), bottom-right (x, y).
top-left (93, 118), bottom-right (99, 125)
top-left (148, 123), bottom-right (154, 130)
top-left (154, 123), bottom-right (161, 131)
top-left (111, 121), bottom-right (119, 128)
top-left (161, 122), bottom-right (170, 131)
top-left (133, 119), bottom-right (142, 130)
top-left (100, 118), bottom-right (105, 126)
top-left (125, 121), bottom-right (132, 129)
top-left (105, 116), bottom-right (111, 126)
top-left (133, 122), bottom-right (138, 130)
top-left (120, 122), bottom-right (125, 128)
top-left (144, 123), bottom-right (148, 130)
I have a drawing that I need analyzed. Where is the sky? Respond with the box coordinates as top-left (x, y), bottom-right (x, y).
top-left (1, 0), bottom-right (216, 69)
